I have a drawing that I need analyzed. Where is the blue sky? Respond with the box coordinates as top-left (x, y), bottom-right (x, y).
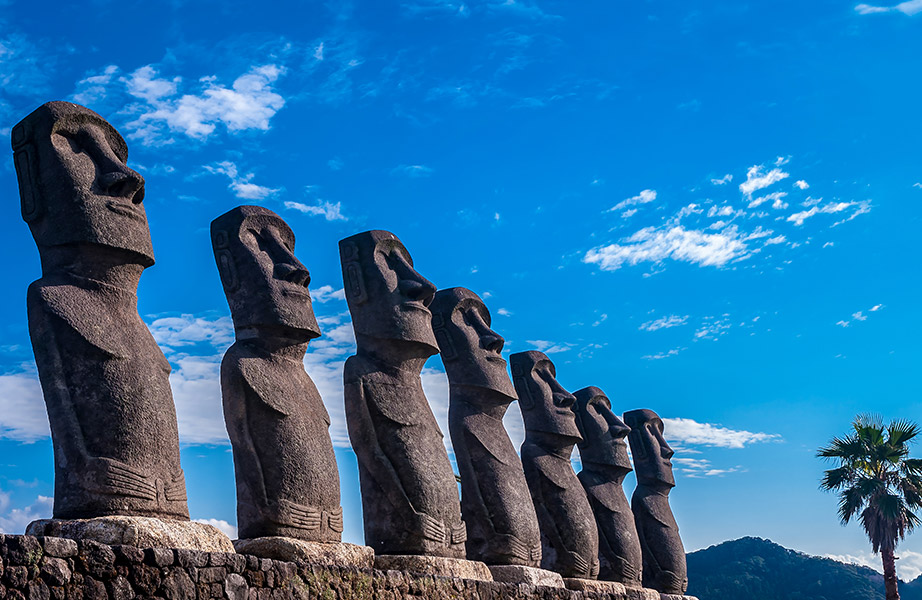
top-left (1, 0), bottom-right (921, 581)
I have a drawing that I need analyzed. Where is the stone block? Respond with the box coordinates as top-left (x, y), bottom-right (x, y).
top-left (27, 519), bottom-right (233, 553)
top-left (623, 587), bottom-right (662, 600)
top-left (39, 558), bottom-right (72, 587)
top-left (487, 565), bottom-right (564, 587)
top-left (659, 595), bottom-right (698, 600)
top-left (373, 555), bottom-right (493, 581)
top-left (39, 540), bottom-right (77, 560)
top-left (234, 538), bottom-right (373, 570)
top-left (143, 548), bottom-right (174, 568)
top-left (564, 577), bottom-right (628, 597)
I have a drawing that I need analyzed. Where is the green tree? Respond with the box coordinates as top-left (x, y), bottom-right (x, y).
top-left (818, 415), bottom-right (922, 600)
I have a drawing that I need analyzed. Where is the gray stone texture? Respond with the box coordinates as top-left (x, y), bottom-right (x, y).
top-left (373, 555), bottom-right (492, 581)
top-left (1, 534), bottom-right (658, 600)
top-left (26, 517), bottom-right (234, 552)
top-left (12, 101), bottom-right (187, 520)
top-left (233, 538), bottom-right (373, 569)
top-left (624, 409), bottom-right (688, 595)
top-left (339, 231), bottom-right (465, 558)
top-left (573, 386), bottom-right (644, 587)
top-left (430, 288), bottom-right (541, 567)
top-left (564, 578), bottom-right (626, 594)
top-left (487, 565), bottom-right (564, 587)
top-left (211, 206), bottom-right (341, 542)
top-left (510, 351), bottom-right (600, 579)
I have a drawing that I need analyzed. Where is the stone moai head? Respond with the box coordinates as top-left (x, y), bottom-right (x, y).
top-left (510, 351), bottom-right (581, 442)
top-left (429, 287), bottom-right (516, 401)
top-left (624, 409), bottom-right (675, 488)
top-left (211, 205), bottom-right (320, 338)
top-left (573, 387), bottom-right (633, 472)
top-left (339, 230), bottom-right (437, 351)
top-left (11, 101), bottom-right (152, 265)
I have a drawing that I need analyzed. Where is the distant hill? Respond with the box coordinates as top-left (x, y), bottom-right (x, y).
top-left (686, 536), bottom-right (922, 600)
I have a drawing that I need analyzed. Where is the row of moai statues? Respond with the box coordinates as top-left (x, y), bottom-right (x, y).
top-left (10, 101), bottom-right (690, 597)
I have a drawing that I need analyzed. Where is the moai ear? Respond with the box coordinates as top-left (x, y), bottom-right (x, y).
top-left (628, 429), bottom-right (647, 459)
top-left (12, 123), bottom-right (42, 223)
top-left (212, 229), bottom-right (240, 293)
top-left (431, 313), bottom-right (456, 360)
top-left (511, 364), bottom-right (534, 410)
top-left (340, 242), bottom-right (368, 305)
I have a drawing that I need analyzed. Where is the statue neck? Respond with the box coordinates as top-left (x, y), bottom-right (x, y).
top-left (449, 385), bottom-right (511, 419)
top-left (355, 333), bottom-right (432, 373)
top-left (40, 243), bottom-right (145, 292)
top-left (235, 329), bottom-right (309, 361)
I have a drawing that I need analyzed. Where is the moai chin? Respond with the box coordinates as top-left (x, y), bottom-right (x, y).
top-left (430, 288), bottom-right (541, 566)
top-left (511, 351), bottom-right (599, 579)
top-left (12, 101), bottom-right (187, 520)
top-left (623, 409), bottom-right (688, 595)
top-left (212, 206), bottom-right (342, 542)
top-left (339, 230), bottom-right (466, 557)
top-left (573, 387), bottom-right (644, 587)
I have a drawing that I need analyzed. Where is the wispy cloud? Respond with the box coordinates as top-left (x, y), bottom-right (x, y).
top-left (673, 457), bottom-right (742, 478)
top-left (710, 174), bottom-right (733, 185)
top-left (694, 315), bottom-right (732, 340)
top-left (640, 315), bottom-right (689, 332)
top-left (312, 285), bottom-right (346, 303)
top-left (526, 339), bottom-right (575, 354)
top-left (0, 372), bottom-right (51, 442)
top-left (284, 200), bottom-right (347, 221)
top-left (391, 164), bottom-right (435, 178)
top-left (607, 189), bottom-right (657, 213)
top-left (739, 163), bottom-right (789, 199)
top-left (855, 0), bottom-right (922, 15)
top-left (836, 303), bottom-right (884, 327)
top-left (193, 518), bottom-right (238, 539)
top-left (0, 492), bottom-right (52, 533)
top-left (204, 161), bottom-right (280, 201)
top-left (642, 348), bottom-right (684, 360)
top-left (828, 549), bottom-right (922, 581)
top-left (663, 417), bottom-right (782, 448)
top-left (787, 200), bottom-right (871, 226)
top-left (584, 224), bottom-right (749, 271)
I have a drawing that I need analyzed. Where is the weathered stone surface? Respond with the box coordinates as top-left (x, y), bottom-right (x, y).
top-left (624, 410), bottom-right (687, 596)
top-left (623, 587), bottom-right (661, 600)
top-left (224, 573), bottom-right (247, 600)
top-left (573, 386), bottom-right (644, 588)
top-left (233, 538), bottom-right (373, 569)
top-left (430, 288), bottom-right (542, 568)
top-left (487, 565), bottom-right (564, 587)
top-left (339, 231), bottom-right (464, 558)
top-left (212, 206), bottom-right (342, 544)
top-left (27, 518), bottom-right (233, 553)
top-left (510, 351), bottom-right (599, 579)
top-left (659, 595), bottom-right (698, 600)
top-left (39, 539), bottom-right (76, 560)
top-left (564, 577), bottom-right (627, 595)
top-left (13, 102), bottom-right (188, 521)
top-left (373, 555), bottom-right (492, 581)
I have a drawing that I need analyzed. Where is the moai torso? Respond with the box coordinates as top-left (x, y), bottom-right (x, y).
top-left (13, 101), bottom-right (187, 519)
top-left (212, 206), bottom-right (341, 541)
top-left (340, 231), bottom-right (464, 557)
top-left (511, 351), bottom-right (599, 579)
top-left (624, 409), bottom-right (688, 595)
top-left (432, 288), bottom-right (541, 566)
top-left (574, 387), bottom-right (643, 587)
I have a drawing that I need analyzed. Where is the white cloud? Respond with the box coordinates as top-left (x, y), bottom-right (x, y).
top-left (621, 208), bottom-right (638, 219)
top-left (794, 180), bottom-right (810, 190)
top-left (740, 164), bottom-right (789, 199)
top-left (710, 174), bottom-right (733, 185)
top-left (828, 549), bottom-right (922, 582)
top-left (786, 200), bottom-right (869, 226)
top-left (391, 164), bottom-right (434, 177)
top-left (526, 339), bottom-right (575, 354)
top-left (0, 372), bottom-right (50, 442)
top-left (0, 494), bottom-right (53, 534)
top-left (205, 161), bottom-right (280, 201)
top-left (312, 285), bottom-right (346, 303)
top-left (124, 64), bottom-right (286, 144)
top-left (642, 347), bottom-right (684, 360)
top-left (193, 518), bottom-right (238, 539)
top-left (672, 457), bottom-right (741, 478)
top-left (855, 0), bottom-right (922, 15)
top-left (694, 316), bottom-right (732, 340)
top-left (707, 205), bottom-right (736, 218)
top-left (148, 315), bottom-right (234, 352)
top-left (584, 224), bottom-right (749, 271)
top-left (870, 304), bottom-right (884, 312)
top-left (662, 417), bottom-right (782, 448)
top-left (852, 311), bottom-right (867, 322)
top-left (284, 200), bottom-right (347, 221)
top-left (496, 308), bottom-right (513, 316)
top-left (914, 183), bottom-right (922, 189)
top-left (837, 320), bottom-right (850, 328)
top-left (72, 65), bottom-right (120, 105)
top-left (748, 191), bottom-right (788, 210)
top-left (639, 315), bottom-right (689, 332)
top-left (608, 189), bottom-right (657, 213)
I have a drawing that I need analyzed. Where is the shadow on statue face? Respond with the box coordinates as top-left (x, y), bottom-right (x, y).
top-left (574, 387), bottom-right (632, 471)
top-left (625, 411), bottom-right (675, 487)
top-left (512, 351), bottom-right (581, 442)
top-left (31, 115), bottom-right (153, 264)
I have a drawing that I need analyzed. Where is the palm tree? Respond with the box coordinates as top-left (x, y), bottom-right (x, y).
top-left (818, 415), bottom-right (922, 600)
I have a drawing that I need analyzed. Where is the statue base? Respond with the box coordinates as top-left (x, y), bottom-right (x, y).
top-left (374, 554), bottom-right (493, 581)
top-left (623, 587), bottom-right (663, 600)
top-left (659, 595), bottom-right (698, 600)
top-left (233, 537), bottom-right (374, 568)
top-left (564, 578), bottom-right (626, 594)
top-left (26, 517), bottom-right (234, 552)
top-left (488, 564), bottom-right (564, 587)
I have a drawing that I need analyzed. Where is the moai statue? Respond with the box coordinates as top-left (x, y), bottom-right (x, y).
top-left (573, 387), bottom-right (644, 588)
top-left (12, 102), bottom-right (187, 520)
top-left (624, 409), bottom-right (688, 595)
top-left (12, 102), bottom-right (230, 549)
top-left (511, 351), bottom-right (599, 580)
top-left (212, 206), bottom-right (364, 563)
top-left (431, 288), bottom-right (552, 583)
top-left (340, 231), bottom-right (484, 577)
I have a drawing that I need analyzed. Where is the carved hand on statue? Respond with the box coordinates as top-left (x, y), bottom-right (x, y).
top-left (450, 521), bottom-right (467, 544)
top-left (412, 511), bottom-right (447, 543)
top-left (495, 534), bottom-right (530, 560)
top-left (567, 550), bottom-right (590, 577)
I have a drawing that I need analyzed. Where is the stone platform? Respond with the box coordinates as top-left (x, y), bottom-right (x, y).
top-left (233, 537), bottom-right (373, 568)
top-left (488, 564), bottom-right (564, 587)
top-left (374, 554), bottom-right (493, 581)
top-left (564, 577), bottom-right (627, 594)
top-left (26, 516), bottom-right (234, 552)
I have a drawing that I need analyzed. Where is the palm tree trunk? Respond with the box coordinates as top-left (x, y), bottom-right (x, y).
top-left (881, 546), bottom-right (900, 600)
